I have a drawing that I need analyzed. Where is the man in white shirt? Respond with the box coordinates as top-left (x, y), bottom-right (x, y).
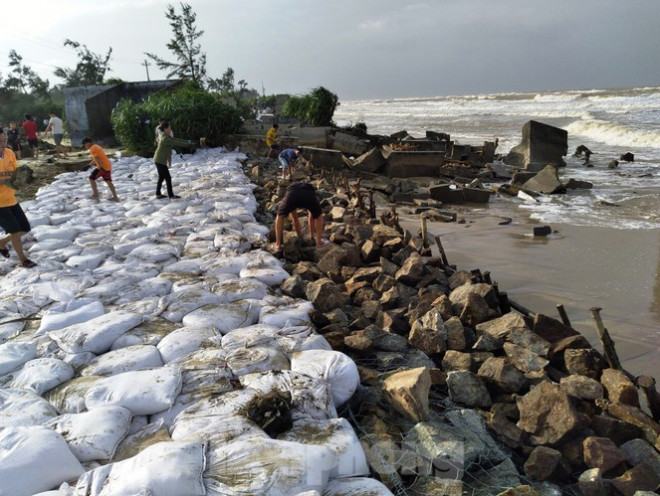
top-left (45, 112), bottom-right (68, 158)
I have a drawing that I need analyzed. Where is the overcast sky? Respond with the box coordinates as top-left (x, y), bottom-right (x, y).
top-left (1, 0), bottom-right (658, 101)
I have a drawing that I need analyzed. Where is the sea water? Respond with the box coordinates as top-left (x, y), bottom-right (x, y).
top-left (335, 87), bottom-right (660, 377)
top-left (335, 86), bottom-right (660, 229)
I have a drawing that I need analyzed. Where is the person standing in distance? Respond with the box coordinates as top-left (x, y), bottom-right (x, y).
top-left (44, 112), bottom-right (68, 158)
top-left (265, 123), bottom-right (279, 158)
top-left (22, 114), bottom-right (38, 159)
top-left (0, 130), bottom-right (37, 268)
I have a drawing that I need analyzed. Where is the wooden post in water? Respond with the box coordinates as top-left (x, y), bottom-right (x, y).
top-left (589, 307), bottom-right (622, 370)
top-left (637, 375), bottom-right (660, 422)
top-left (420, 214), bottom-right (429, 249)
top-left (434, 235), bottom-right (449, 266)
top-left (556, 304), bottom-right (572, 327)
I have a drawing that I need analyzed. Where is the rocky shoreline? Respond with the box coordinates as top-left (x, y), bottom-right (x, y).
top-left (244, 152), bottom-right (660, 495)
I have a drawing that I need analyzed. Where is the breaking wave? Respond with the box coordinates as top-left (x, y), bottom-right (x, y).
top-left (565, 119), bottom-right (660, 149)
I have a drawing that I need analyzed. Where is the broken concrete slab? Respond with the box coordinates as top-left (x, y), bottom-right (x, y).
top-left (505, 120), bottom-right (568, 172)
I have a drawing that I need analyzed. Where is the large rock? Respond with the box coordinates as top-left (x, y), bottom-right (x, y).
top-left (523, 446), bottom-right (563, 481)
top-left (583, 436), bottom-right (626, 471)
top-left (620, 438), bottom-right (660, 475)
top-left (351, 146), bottom-right (386, 173)
top-left (305, 278), bottom-right (348, 312)
top-left (478, 357), bottom-right (527, 393)
top-left (578, 468), bottom-right (611, 496)
top-left (559, 374), bottom-right (604, 401)
top-left (517, 381), bottom-right (587, 445)
top-left (505, 120), bottom-right (568, 172)
top-left (611, 462), bottom-right (660, 496)
top-left (446, 370), bottom-right (492, 408)
top-left (521, 165), bottom-right (564, 194)
top-left (394, 251), bottom-right (425, 286)
top-left (382, 367), bottom-right (431, 422)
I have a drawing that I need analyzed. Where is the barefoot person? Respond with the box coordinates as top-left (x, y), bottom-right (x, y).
top-left (82, 137), bottom-right (120, 202)
top-left (0, 130), bottom-right (37, 268)
top-left (277, 147), bottom-right (302, 180)
top-left (274, 181), bottom-right (326, 254)
top-left (22, 114), bottom-right (38, 159)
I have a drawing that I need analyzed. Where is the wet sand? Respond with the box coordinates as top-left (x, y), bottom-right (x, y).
top-left (403, 209), bottom-right (660, 381)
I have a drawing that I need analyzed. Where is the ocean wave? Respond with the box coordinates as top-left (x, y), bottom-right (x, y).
top-left (566, 119), bottom-right (660, 149)
top-left (533, 93), bottom-right (582, 102)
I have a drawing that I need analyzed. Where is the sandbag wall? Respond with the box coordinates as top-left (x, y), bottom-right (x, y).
top-left (0, 148), bottom-right (392, 496)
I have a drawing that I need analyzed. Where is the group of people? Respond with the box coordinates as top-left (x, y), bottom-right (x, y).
top-left (264, 123), bottom-right (303, 180)
top-left (0, 118), bottom-right (325, 270)
top-left (264, 123), bottom-right (327, 254)
top-left (0, 112), bottom-right (68, 160)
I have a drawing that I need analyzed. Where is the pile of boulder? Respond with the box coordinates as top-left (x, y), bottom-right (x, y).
top-left (247, 156), bottom-right (660, 495)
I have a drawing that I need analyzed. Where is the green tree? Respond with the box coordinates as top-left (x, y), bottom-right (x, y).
top-left (282, 86), bottom-right (339, 126)
top-left (54, 39), bottom-right (112, 86)
top-left (111, 82), bottom-right (242, 156)
top-left (145, 3), bottom-right (206, 86)
top-left (3, 50), bottom-right (50, 97)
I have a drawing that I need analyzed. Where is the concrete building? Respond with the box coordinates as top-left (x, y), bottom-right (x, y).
top-left (63, 80), bottom-right (181, 147)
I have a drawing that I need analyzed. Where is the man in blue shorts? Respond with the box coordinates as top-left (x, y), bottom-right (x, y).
top-left (274, 181), bottom-right (326, 254)
top-left (278, 147), bottom-right (302, 180)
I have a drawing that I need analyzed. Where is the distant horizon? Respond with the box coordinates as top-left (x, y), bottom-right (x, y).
top-left (1, 1), bottom-right (658, 102)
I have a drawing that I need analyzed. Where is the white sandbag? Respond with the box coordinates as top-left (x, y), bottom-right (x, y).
top-left (226, 346), bottom-right (290, 377)
top-left (260, 299), bottom-right (315, 327)
top-left (112, 418), bottom-right (171, 463)
top-left (204, 437), bottom-right (333, 496)
top-left (171, 413), bottom-right (267, 443)
top-left (291, 350), bottom-right (360, 409)
top-left (37, 298), bottom-right (105, 335)
top-left (45, 406), bottom-right (132, 462)
top-left (79, 275), bottom-right (142, 303)
top-left (324, 477), bottom-right (395, 495)
top-left (275, 326), bottom-right (333, 354)
top-left (112, 277), bottom-right (173, 306)
top-left (110, 317), bottom-right (176, 350)
top-left (220, 323), bottom-right (280, 351)
top-left (201, 252), bottom-right (256, 276)
top-left (173, 389), bottom-right (260, 427)
top-left (62, 351), bottom-right (97, 370)
top-left (10, 357), bottom-right (74, 395)
top-left (31, 281), bottom-right (74, 306)
top-left (279, 418), bottom-right (369, 478)
top-left (0, 389), bottom-right (59, 427)
top-left (85, 366), bottom-right (182, 416)
top-left (210, 277), bottom-right (269, 302)
top-left (48, 311), bottom-right (143, 354)
top-left (156, 326), bottom-right (220, 363)
top-left (45, 376), bottom-right (103, 414)
top-left (127, 243), bottom-right (180, 263)
top-left (169, 348), bottom-right (233, 395)
top-left (161, 258), bottom-right (203, 275)
top-left (241, 371), bottom-right (337, 420)
top-left (65, 251), bottom-right (109, 271)
top-left (240, 263), bottom-right (290, 287)
top-left (0, 426), bottom-right (84, 496)
top-left (30, 224), bottom-right (84, 241)
top-left (0, 341), bottom-right (37, 375)
top-left (156, 287), bottom-right (223, 323)
top-left (0, 312), bottom-right (25, 343)
top-left (181, 300), bottom-right (261, 334)
top-left (80, 344), bottom-right (163, 376)
top-left (28, 237), bottom-right (72, 253)
top-left (74, 441), bottom-right (206, 496)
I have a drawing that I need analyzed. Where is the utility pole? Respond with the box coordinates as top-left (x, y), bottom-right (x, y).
top-left (143, 60), bottom-right (151, 81)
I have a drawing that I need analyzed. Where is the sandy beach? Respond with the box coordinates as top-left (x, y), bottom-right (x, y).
top-left (401, 206), bottom-right (660, 380)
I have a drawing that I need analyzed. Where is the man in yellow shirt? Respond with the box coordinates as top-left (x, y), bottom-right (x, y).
top-left (82, 137), bottom-right (120, 202)
top-left (265, 124), bottom-right (279, 158)
top-left (0, 130), bottom-right (37, 268)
